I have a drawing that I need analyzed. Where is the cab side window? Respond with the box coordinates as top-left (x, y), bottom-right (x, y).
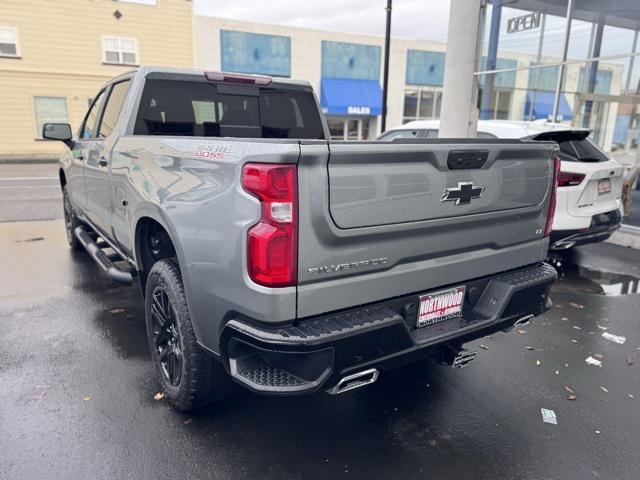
top-left (80, 90), bottom-right (106, 139)
top-left (99, 80), bottom-right (131, 138)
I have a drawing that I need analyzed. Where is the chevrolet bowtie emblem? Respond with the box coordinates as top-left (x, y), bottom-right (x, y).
top-left (441, 182), bottom-right (485, 205)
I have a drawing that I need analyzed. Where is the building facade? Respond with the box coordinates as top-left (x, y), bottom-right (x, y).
top-left (0, 2), bottom-right (630, 157)
top-left (193, 15), bottom-right (622, 148)
top-left (0, 0), bottom-right (193, 160)
top-left (194, 16), bottom-right (450, 140)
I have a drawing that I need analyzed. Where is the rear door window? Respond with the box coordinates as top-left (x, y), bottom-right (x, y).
top-left (134, 79), bottom-right (325, 139)
top-left (534, 131), bottom-right (608, 163)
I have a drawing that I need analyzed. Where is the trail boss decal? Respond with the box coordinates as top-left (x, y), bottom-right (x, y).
top-left (195, 144), bottom-right (230, 159)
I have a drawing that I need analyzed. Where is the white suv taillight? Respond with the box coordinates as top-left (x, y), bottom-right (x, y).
top-left (242, 163), bottom-right (297, 287)
top-left (544, 155), bottom-right (561, 237)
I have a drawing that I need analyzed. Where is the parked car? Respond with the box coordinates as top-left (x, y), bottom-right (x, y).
top-left (379, 120), bottom-right (624, 250)
top-left (45, 68), bottom-right (558, 411)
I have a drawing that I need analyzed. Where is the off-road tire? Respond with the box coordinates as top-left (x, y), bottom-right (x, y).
top-left (145, 258), bottom-right (233, 411)
top-left (63, 186), bottom-right (82, 250)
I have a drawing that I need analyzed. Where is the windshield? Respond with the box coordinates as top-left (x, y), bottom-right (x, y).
top-left (134, 79), bottom-right (325, 139)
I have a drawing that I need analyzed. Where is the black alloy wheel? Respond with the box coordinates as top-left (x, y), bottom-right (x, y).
top-left (150, 285), bottom-right (183, 387)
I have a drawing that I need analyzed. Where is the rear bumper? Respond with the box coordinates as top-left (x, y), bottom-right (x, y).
top-left (220, 262), bottom-right (557, 395)
top-left (550, 209), bottom-right (622, 249)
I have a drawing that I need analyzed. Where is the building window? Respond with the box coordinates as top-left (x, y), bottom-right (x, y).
top-left (405, 50), bottom-right (445, 87)
top-left (477, 88), bottom-right (512, 120)
top-left (103, 37), bottom-right (138, 65)
top-left (34, 97), bottom-right (68, 139)
top-left (220, 30), bottom-right (291, 77)
top-left (402, 88), bottom-right (442, 123)
top-left (0, 27), bottom-right (19, 57)
top-left (321, 41), bottom-right (381, 81)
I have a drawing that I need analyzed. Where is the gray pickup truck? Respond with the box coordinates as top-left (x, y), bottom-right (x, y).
top-left (44, 67), bottom-right (559, 411)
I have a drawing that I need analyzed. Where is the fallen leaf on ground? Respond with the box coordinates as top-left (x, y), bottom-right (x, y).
top-left (561, 317), bottom-right (569, 321)
top-left (626, 354), bottom-right (635, 366)
top-left (596, 324), bottom-right (608, 331)
top-left (516, 330), bottom-right (527, 335)
top-left (572, 325), bottom-right (582, 330)
top-left (602, 332), bottom-right (626, 345)
top-left (567, 395), bottom-right (577, 401)
top-left (600, 386), bottom-right (609, 393)
top-left (565, 386), bottom-right (575, 394)
top-left (629, 394), bottom-right (635, 399)
top-left (564, 363), bottom-right (569, 367)
top-left (183, 418), bottom-right (193, 425)
top-left (571, 339), bottom-right (578, 343)
top-left (109, 308), bottom-right (125, 314)
top-left (479, 345), bottom-right (489, 350)
top-left (569, 302), bottom-right (584, 309)
top-left (536, 360), bottom-right (541, 366)
top-left (83, 396), bottom-right (92, 401)
top-left (594, 353), bottom-right (604, 360)
top-left (525, 346), bottom-right (534, 350)
top-left (586, 356), bottom-right (603, 367)
top-left (153, 392), bottom-right (165, 401)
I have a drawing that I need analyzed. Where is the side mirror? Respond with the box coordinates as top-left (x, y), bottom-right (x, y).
top-left (42, 123), bottom-right (74, 148)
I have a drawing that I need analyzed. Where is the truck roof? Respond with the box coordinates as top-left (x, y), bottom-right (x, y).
top-left (112, 66), bottom-right (314, 89)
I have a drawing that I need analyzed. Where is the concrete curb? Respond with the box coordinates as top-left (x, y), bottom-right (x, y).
top-left (0, 158), bottom-right (58, 164)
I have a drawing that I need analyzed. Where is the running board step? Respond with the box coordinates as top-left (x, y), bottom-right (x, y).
top-left (74, 226), bottom-right (133, 286)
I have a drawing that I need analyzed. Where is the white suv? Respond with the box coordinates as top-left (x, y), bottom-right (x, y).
top-left (379, 120), bottom-right (624, 250)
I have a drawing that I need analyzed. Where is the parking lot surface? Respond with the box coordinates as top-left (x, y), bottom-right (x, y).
top-left (1, 218), bottom-right (640, 480)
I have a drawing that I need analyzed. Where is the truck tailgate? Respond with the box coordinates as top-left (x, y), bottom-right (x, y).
top-left (296, 140), bottom-right (557, 318)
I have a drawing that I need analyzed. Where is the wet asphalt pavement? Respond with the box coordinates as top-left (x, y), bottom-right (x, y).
top-left (2, 163), bottom-right (640, 479)
top-left (1, 220), bottom-right (639, 480)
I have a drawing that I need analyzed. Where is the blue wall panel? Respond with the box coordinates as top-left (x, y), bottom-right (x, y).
top-left (405, 50), bottom-right (445, 86)
top-left (527, 64), bottom-right (560, 91)
top-left (321, 41), bottom-right (381, 80)
top-left (477, 57), bottom-right (517, 89)
top-left (220, 30), bottom-right (291, 77)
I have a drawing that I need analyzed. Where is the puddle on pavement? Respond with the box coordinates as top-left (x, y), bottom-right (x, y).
top-left (554, 262), bottom-right (640, 296)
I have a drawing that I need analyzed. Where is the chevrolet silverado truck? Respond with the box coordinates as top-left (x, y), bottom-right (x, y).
top-left (44, 67), bottom-right (559, 411)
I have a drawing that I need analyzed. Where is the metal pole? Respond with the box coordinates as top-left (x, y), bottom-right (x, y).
top-left (380, 0), bottom-right (392, 133)
top-left (529, 13), bottom-right (546, 120)
top-left (480, 0), bottom-right (502, 120)
top-left (440, 0), bottom-right (482, 137)
top-left (625, 30), bottom-right (639, 92)
top-left (583, 16), bottom-right (605, 128)
top-left (551, 0), bottom-right (574, 123)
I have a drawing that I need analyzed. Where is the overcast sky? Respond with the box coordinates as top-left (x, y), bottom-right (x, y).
top-left (193, 0), bottom-right (452, 42)
top-left (193, 0), bottom-right (637, 77)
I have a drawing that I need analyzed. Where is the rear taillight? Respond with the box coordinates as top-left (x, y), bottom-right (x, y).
top-left (557, 171), bottom-right (585, 187)
top-left (544, 156), bottom-right (561, 237)
top-left (242, 163), bottom-right (297, 287)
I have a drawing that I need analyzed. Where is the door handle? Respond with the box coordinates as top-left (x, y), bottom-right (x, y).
top-left (98, 157), bottom-right (108, 167)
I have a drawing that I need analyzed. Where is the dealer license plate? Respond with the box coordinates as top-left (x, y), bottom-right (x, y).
top-left (417, 286), bottom-right (466, 328)
top-left (598, 178), bottom-right (611, 195)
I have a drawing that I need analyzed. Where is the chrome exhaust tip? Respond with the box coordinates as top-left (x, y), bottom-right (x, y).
top-left (551, 240), bottom-right (576, 250)
top-left (503, 314), bottom-right (534, 332)
top-left (328, 368), bottom-right (379, 395)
